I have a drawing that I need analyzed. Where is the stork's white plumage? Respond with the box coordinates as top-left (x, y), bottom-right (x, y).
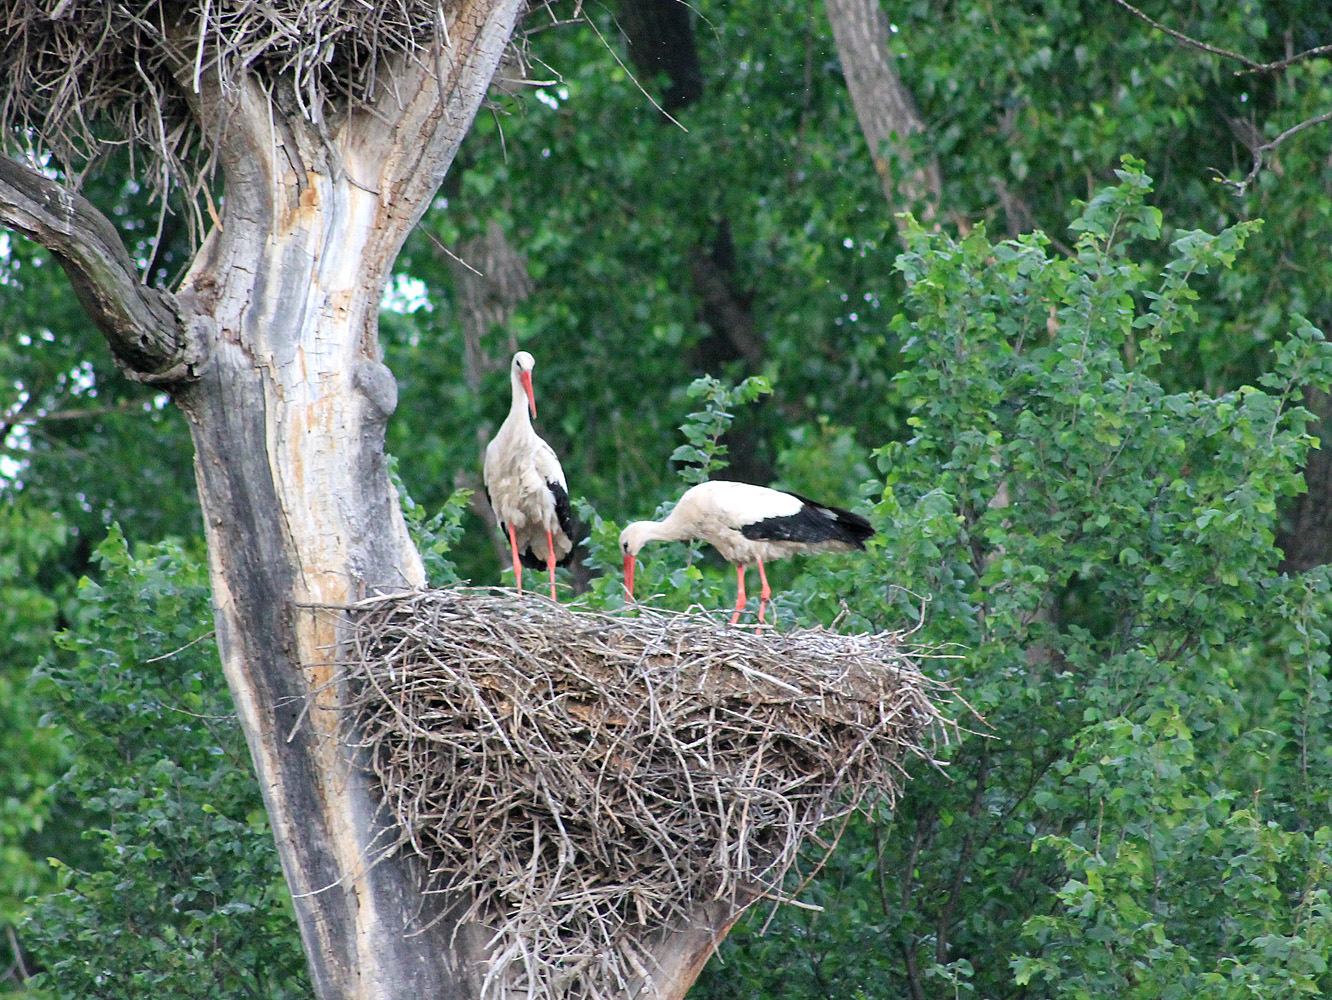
top-left (483, 352), bottom-right (575, 600)
top-left (619, 480), bottom-right (874, 623)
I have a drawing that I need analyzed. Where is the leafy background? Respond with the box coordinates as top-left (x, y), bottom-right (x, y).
top-left (3, 1), bottom-right (1331, 996)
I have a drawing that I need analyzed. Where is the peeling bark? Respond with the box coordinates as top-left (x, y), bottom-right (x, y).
top-left (639, 899), bottom-right (751, 1000)
top-left (6, 3), bottom-right (520, 996)
top-left (167, 9), bottom-right (524, 997)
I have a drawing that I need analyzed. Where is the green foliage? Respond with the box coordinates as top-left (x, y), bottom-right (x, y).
top-left (1, 222), bottom-right (200, 554)
top-left (670, 375), bottom-right (773, 484)
top-left (394, 458), bottom-right (472, 587)
top-left (387, 0), bottom-right (900, 587)
top-left (577, 378), bottom-right (772, 617)
top-left (1014, 714), bottom-right (1332, 999)
top-left (895, 0), bottom-right (1332, 370)
top-left (387, 0), bottom-right (1332, 594)
top-left (20, 528), bottom-right (307, 999)
top-left (774, 418), bottom-right (874, 506)
top-left (0, 504), bottom-right (70, 985)
top-left (697, 164), bottom-right (1332, 999)
top-left (3, 169), bottom-right (200, 991)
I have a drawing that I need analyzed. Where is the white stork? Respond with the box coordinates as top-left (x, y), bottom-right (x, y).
top-left (619, 480), bottom-right (874, 623)
top-left (483, 351), bottom-right (576, 600)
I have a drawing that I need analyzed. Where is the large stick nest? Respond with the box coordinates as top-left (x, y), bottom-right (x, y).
top-left (0, 1), bottom-right (537, 197)
top-left (340, 588), bottom-right (952, 999)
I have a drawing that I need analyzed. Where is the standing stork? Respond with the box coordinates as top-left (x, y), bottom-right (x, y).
top-left (619, 480), bottom-right (875, 623)
top-left (483, 351), bottom-right (576, 600)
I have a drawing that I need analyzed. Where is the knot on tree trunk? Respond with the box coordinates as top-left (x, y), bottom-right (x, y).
top-left (335, 588), bottom-right (953, 999)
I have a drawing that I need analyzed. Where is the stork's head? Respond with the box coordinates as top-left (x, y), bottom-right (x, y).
top-left (512, 351), bottom-right (536, 418)
top-left (618, 522), bottom-right (655, 600)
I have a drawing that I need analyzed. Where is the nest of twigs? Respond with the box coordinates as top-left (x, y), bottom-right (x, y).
top-left (0, 1), bottom-right (546, 202)
top-left (339, 588), bottom-right (951, 999)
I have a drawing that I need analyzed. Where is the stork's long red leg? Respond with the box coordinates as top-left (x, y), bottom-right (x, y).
top-left (730, 563), bottom-right (748, 624)
top-left (756, 557), bottom-right (772, 623)
top-left (545, 528), bottom-right (558, 602)
top-left (507, 523), bottom-right (523, 594)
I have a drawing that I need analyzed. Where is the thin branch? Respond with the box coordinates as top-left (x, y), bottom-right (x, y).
top-left (416, 224), bottom-right (484, 276)
top-left (582, 7), bottom-right (687, 132)
top-left (1111, 0), bottom-right (1332, 73)
top-left (4, 925), bottom-right (28, 983)
top-left (1243, 41), bottom-right (1332, 75)
top-left (9, 399), bottom-right (163, 425)
top-left (1214, 110), bottom-right (1332, 195)
top-left (142, 629), bottom-right (217, 663)
top-left (1109, 0), bottom-right (1261, 67)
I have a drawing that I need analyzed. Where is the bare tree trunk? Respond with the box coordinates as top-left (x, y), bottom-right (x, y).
top-left (824, 0), bottom-right (942, 230)
top-left (165, 4), bottom-right (527, 995)
top-left (6, 2), bottom-right (522, 995)
top-left (639, 900), bottom-right (751, 1000)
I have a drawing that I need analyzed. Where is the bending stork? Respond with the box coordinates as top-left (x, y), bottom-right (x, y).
top-left (483, 351), bottom-right (576, 600)
top-left (619, 480), bottom-right (874, 623)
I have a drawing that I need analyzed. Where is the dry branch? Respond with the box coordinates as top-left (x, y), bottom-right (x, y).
top-left (335, 588), bottom-right (953, 999)
top-left (0, 155), bottom-right (191, 380)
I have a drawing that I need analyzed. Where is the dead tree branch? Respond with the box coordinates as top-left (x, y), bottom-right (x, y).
top-left (0, 157), bottom-right (195, 383)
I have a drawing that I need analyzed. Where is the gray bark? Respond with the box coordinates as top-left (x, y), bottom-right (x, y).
top-left (824, 0), bottom-right (942, 229)
top-left (5, 2), bottom-right (521, 996)
top-left (169, 5), bottom-right (523, 995)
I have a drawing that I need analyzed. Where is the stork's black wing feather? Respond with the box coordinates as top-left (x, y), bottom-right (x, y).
top-left (515, 481), bottom-right (579, 569)
top-left (739, 490), bottom-right (875, 548)
top-left (550, 481), bottom-right (578, 565)
top-left (516, 548), bottom-right (547, 569)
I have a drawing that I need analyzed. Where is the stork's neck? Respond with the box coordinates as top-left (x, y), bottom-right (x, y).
top-left (508, 368), bottom-right (532, 426)
top-left (634, 510), bottom-right (695, 545)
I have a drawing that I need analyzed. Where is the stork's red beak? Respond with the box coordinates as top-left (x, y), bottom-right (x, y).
top-left (623, 553), bottom-right (636, 601)
top-left (520, 370), bottom-right (536, 418)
